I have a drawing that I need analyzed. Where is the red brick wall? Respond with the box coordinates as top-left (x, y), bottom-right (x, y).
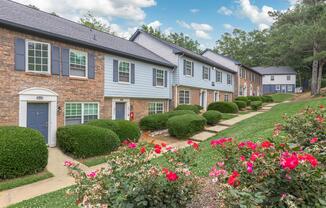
top-left (0, 28), bottom-right (105, 127)
top-left (239, 68), bottom-right (262, 96)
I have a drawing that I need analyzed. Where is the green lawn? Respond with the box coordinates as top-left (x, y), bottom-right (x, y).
top-left (221, 113), bottom-right (238, 120)
top-left (9, 98), bottom-right (326, 208)
top-left (270, 93), bottom-right (294, 102)
top-left (78, 155), bottom-right (108, 167)
top-left (0, 170), bottom-right (53, 192)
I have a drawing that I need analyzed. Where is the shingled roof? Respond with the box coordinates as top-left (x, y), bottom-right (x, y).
top-left (252, 66), bottom-right (297, 75)
top-left (0, 0), bottom-right (175, 68)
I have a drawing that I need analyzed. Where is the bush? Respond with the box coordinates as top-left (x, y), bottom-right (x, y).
top-left (0, 126), bottom-right (48, 179)
top-left (234, 101), bottom-right (247, 110)
top-left (87, 119), bottom-right (141, 142)
top-left (175, 105), bottom-right (200, 113)
top-left (139, 110), bottom-right (195, 131)
top-left (247, 96), bottom-right (262, 102)
top-left (235, 97), bottom-right (250, 105)
top-left (57, 125), bottom-right (120, 158)
top-left (195, 104), bottom-right (204, 111)
top-left (250, 101), bottom-right (262, 111)
top-left (260, 95), bottom-right (274, 103)
top-left (207, 102), bottom-right (239, 113)
top-left (167, 114), bottom-right (206, 139)
top-left (203, 110), bottom-right (222, 125)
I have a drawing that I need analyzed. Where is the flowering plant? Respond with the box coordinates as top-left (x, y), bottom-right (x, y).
top-left (209, 137), bottom-right (325, 207)
top-left (65, 140), bottom-right (199, 207)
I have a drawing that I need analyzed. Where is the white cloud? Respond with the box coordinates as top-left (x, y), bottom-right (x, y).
top-left (218, 6), bottom-right (233, 16)
top-left (238, 0), bottom-right (275, 30)
top-left (223, 24), bottom-right (235, 30)
top-left (177, 20), bottom-right (213, 40)
top-left (190, 8), bottom-right (200, 13)
top-left (147, 20), bottom-right (162, 30)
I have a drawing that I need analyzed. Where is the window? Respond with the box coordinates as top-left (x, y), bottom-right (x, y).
top-left (287, 85), bottom-right (293, 92)
top-left (70, 50), bottom-right (87, 77)
top-left (26, 41), bottom-right (50, 73)
top-left (65, 102), bottom-right (99, 125)
top-left (240, 68), bottom-right (245, 78)
top-left (156, 69), bottom-right (165, 86)
top-left (276, 85), bottom-right (280, 90)
top-left (184, 60), bottom-right (193, 76)
top-left (287, 75), bottom-right (291, 80)
top-left (148, 102), bottom-right (164, 115)
top-left (119, 61), bottom-right (130, 82)
top-left (203, 66), bottom-right (210, 80)
top-left (239, 86), bottom-right (243, 96)
top-left (224, 94), bottom-right (229, 102)
top-left (179, 90), bottom-right (190, 104)
top-left (216, 70), bottom-right (222, 82)
top-left (227, 74), bottom-right (232, 85)
top-left (271, 75), bottom-right (275, 81)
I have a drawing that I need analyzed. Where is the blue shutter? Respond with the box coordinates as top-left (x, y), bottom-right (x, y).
top-left (202, 67), bottom-right (205, 79)
top-left (183, 60), bottom-right (186, 75)
top-left (113, 59), bottom-right (118, 82)
top-left (191, 62), bottom-right (194, 77)
top-left (209, 68), bottom-right (211, 80)
top-left (153, 68), bottom-right (157, 86)
top-left (164, 70), bottom-right (168, 87)
top-left (51, 46), bottom-right (60, 75)
top-left (61, 48), bottom-right (69, 76)
top-left (15, 38), bottom-right (25, 71)
top-left (88, 52), bottom-right (95, 79)
top-left (131, 63), bottom-right (135, 84)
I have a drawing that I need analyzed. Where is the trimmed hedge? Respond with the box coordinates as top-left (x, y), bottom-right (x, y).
top-left (0, 126), bottom-right (48, 179)
top-left (139, 110), bottom-right (195, 131)
top-left (87, 119), bottom-right (141, 142)
top-left (203, 110), bottom-right (222, 125)
top-left (57, 125), bottom-right (120, 158)
top-left (235, 97), bottom-right (250, 105)
top-left (251, 101), bottom-right (263, 111)
top-left (207, 102), bottom-right (239, 113)
top-left (234, 101), bottom-right (247, 110)
top-left (261, 95), bottom-right (274, 103)
top-left (167, 114), bottom-right (206, 139)
top-left (175, 105), bottom-right (200, 113)
top-left (247, 96), bottom-right (263, 102)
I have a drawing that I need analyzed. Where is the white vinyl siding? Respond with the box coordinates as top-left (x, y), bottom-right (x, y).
top-left (26, 41), bottom-right (50, 73)
top-left (179, 90), bottom-right (190, 104)
top-left (65, 102), bottom-right (99, 125)
top-left (70, 50), bottom-right (87, 77)
top-left (148, 102), bottom-right (164, 115)
top-left (119, 61), bottom-right (130, 83)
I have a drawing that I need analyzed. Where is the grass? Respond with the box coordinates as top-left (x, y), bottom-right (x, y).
top-left (221, 113), bottom-right (237, 120)
top-left (270, 93), bottom-right (294, 102)
top-left (0, 170), bottom-right (53, 192)
top-left (78, 155), bottom-right (108, 167)
top-left (9, 98), bottom-right (326, 207)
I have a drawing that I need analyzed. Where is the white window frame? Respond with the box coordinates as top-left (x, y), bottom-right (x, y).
top-left (224, 94), bottom-right (229, 102)
top-left (271, 75), bottom-right (275, 81)
top-left (184, 59), bottom-right (193, 76)
top-left (287, 75), bottom-right (291, 81)
top-left (64, 102), bottom-right (100, 125)
top-left (69, 49), bottom-right (88, 78)
top-left (118, 60), bottom-right (131, 84)
top-left (287, 85), bottom-right (293, 92)
top-left (227, 74), bottom-right (232, 85)
top-left (25, 40), bottom-right (51, 74)
top-left (179, 90), bottom-right (191, 105)
top-left (216, 70), bottom-right (222, 83)
top-left (203, 66), bottom-right (210, 80)
top-left (276, 84), bottom-right (280, 90)
top-left (155, 68), bottom-right (165, 87)
top-left (148, 102), bottom-right (164, 115)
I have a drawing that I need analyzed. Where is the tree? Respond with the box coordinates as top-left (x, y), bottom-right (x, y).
top-left (141, 25), bottom-right (202, 54)
top-left (80, 12), bottom-right (114, 34)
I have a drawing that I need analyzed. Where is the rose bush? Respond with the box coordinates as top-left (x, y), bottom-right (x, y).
top-left (208, 137), bottom-right (325, 207)
top-left (65, 140), bottom-right (200, 207)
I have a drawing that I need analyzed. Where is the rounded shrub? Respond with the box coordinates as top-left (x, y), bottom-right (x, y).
top-left (250, 101), bottom-right (263, 111)
top-left (247, 96), bottom-right (262, 102)
top-left (0, 126), bottom-right (48, 179)
top-left (235, 97), bottom-right (250, 105)
top-left (57, 125), bottom-right (120, 158)
top-left (203, 110), bottom-right (222, 125)
top-left (87, 119), bottom-right (141, 142)
top-left (260, 95), bottom-right (274, 103)
top-left (167, 110), bottom-right (196, 117)
top-left (207, 102), bottom-right (239, 113)
top-left (167, 114), bottom-right (206, 139)
top-left (174, 105), bottom-right (200, 113)
top-left (234, 101), bottom-right (247, 110)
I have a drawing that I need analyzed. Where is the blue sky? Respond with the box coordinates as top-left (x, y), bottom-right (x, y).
top-left (14, 0), bottom-right (297, 48)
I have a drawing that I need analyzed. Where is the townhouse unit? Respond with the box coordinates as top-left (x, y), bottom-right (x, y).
top-left (130, 30), bottom-right (236, 110)
top-left (0, 0), bottom-right (174, 146)
top-left (252, 66), bottom-right (297, 94)
top-left (201, 49), bottom-right (263, 97)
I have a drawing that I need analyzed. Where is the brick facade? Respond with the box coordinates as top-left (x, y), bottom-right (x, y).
top-left (0, 27), bottom-right (105, 127)
top-left (238, 67), bottom-right (262, 97)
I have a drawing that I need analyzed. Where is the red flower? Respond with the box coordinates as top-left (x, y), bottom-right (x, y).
top-left (280, 152), bottom-right (299, 170)
top-left (228, 171), bottom-right (240, 187)
top-left (238, 141), bottom-right (257, 150)
top-left (122, 140), bottom-right (130, 145)
top-left (154, 148), bottom-right (161, 154)
top-left (154, 144), bottom-right (162, 149)
top-left (166, 146), bottom-right (173, 151)
top-left (211, 138), bottom-right (232, 147)
top-left (316, 115), bottom-right (324, 123)
top-left (250, 152), bottom-right (263, 162)
top-left (240, 155), bottom-right (246, 161)
top-left (310, 137), bottom-right (318, 144)
top-left (128, 142), bottom-right (137, 149)
top-left (166, 171), bottom-right (179, 182)
top-left (140, 146), bottom-right (146, 154)
top-left (162, 168), bottom-right (169, 174)
top-left (280, 143), bottom-right (286, 148)
top-left (161, 142), bottom-right (167, 147)
top-left (298, 153), bottom-right (318, 167)
top-left (261, 141), bottom-right (274, 149)
top-left (320, 105), bottom-right (324, 109)
top-left (192, 142), bottom-right (199, 150)
top-left (187, 140), bottom-right (194, 145)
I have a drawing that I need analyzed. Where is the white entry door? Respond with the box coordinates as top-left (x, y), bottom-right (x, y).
top-left (200, 90), bottom-right (207, 110)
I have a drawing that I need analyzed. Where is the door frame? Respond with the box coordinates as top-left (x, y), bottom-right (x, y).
top-left (112, 98), bottom-right (130, 120)
top-left (200, 89), bottom-right (208, 110)
top-left (19, 87), bottom-right (58, 147)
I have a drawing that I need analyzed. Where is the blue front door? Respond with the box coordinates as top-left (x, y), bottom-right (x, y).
top-left (27, 103), bottom-right (49, 143)
top-left (115, 102), bottom-right (126, 120)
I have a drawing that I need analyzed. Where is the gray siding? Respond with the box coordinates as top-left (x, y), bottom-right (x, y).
top-left (263, 84), bottom-right (295, 94)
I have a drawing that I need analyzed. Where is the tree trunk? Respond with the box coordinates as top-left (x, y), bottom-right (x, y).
top-left (311, 42), bottom-right (319, 95)
top-left (317, 60), bottom-right (324, 93)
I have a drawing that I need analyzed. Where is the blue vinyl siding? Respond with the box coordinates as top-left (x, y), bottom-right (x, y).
top-left (263, 84), bottom-right (295, 94)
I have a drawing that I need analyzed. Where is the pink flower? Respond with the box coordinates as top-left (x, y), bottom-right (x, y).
top-left (310, 137), bottom-right (318, 144)
top-left (209, 166), bottom-right (227, 177)
top-left (316, 115), bottom-right (324, 123)
top-left (210, 138), bottom-right (232, 147)
top-left (250, 152), bottom-right (264, 162)
top-left (166, 146), bottom-right (173, 151)
top-left (128, 142), bottom-right (137, 149)
top-left (247, 162), bottom-right (253, 173)
top-left (64, 160), bottom-right (75, 167)
top-left (280, 152), bottom-right (299, 170)
top-left (240, 155), bottom-right (246, 161)
top-left (87, 171), bottom-right (97, 179)
top-left (261, 141), bottom-right (274, 149)
top-left (166, 171), bottom-right (178, 182)
top-left (187, 140), bottom-right (194, 145)
top-left (238, 141), bottom-right (257, 150)
top-left (217, 162), bottom-right (224, 167)
top-left (298, 153), bottom-right (318, 167)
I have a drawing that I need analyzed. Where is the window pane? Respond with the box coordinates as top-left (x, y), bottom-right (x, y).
top-left (65, 103), bottom-right (82, 125)
top-left (70, 51), bottom-right (87, 77)
top-left (119, 62), bottom-right (130, 82)
top-left (156, 69), bottom-right (164, 86)
top-left (185, 60), bottom-right (192, 76)
top-left (27, 42), bottom-right (49, 72)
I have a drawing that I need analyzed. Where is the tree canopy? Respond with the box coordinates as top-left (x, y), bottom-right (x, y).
top-left (80, 12), bottom-right (114, 34)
